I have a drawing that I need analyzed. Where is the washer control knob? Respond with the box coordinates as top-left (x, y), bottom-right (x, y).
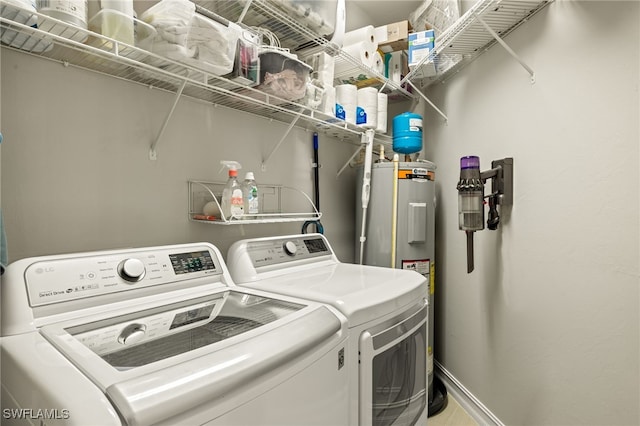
top-left (118, 323), bottom-right (146, 345)
top-left (118, 258), bottom-right (146, 282)
top-left (283, 241), bottom-right (297, 256)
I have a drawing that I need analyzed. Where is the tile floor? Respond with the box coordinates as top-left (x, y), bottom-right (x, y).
top-left (429, 395), bottom-right (479, 426)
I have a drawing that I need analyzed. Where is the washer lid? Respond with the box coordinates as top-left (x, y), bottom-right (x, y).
top-left (39, 289), bottom-right (344, 426)
top-left (237, 263), bottom-right (427, 327)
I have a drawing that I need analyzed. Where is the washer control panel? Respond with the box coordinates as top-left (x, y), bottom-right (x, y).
top-left (247, 235), bottom-right (332, 268)
top-left (25, 245), bottom-right (222, 307)
top-left (70, 297), bottom-right (224, 356)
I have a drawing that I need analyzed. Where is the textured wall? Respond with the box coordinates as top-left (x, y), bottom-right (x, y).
top-left (0, 49), bottom-right (358, 263)
top-left (423, 2), bottom-right (639, 425)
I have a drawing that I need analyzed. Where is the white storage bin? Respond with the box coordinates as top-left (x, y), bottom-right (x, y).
top-left (223, 24), bottom-right (260, 86)
top-left (138, 0), bottom-right (237, 76)
top-left (85, 9), bottom-right (155, 68)
top-left (256, 47), bottom-right (312, 101)
top-left (275, 0), bottom-right (338, 38)
top-left (88, 8), bottom-right (134, 45)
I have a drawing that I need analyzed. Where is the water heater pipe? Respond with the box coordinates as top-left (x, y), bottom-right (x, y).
top-left (390, 154), bottom-right (399, 268)
top-left (358, 129), bottom-right (375, 264)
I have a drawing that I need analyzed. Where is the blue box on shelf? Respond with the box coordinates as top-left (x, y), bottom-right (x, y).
top-left (408, 30), bottom-right (436, 77)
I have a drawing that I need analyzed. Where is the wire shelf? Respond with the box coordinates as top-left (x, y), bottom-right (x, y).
top-left (1, 0), bottom-right (552, 138)
top-left (406, 0), bottom-right (552, 86)
top-left (193, 0), bottom-right (328, 52)
top-left (189, 180), bottom-right (322, 225)
top-left (0, 1), bottom-right (401, 147)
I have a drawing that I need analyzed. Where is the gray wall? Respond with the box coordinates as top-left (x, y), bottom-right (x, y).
top-left (0, 49), bottom-right (358, 263)
top-left (422, 1), bottom-right (639, 425)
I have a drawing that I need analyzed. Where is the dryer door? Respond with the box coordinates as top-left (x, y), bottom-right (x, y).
top-left (359, 301), bottom-right (428, 426)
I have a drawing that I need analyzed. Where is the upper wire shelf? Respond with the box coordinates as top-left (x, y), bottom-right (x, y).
top-left (1, 0), bottom-right (552, 140)
top-left (0, 0), bottom-right (401, 147)
top-left (193, 0), bottom-right (332, 53)
top-left (193, 0), bottom-right (413, 97)
top-left (405, 0), bottom-right (552, 87)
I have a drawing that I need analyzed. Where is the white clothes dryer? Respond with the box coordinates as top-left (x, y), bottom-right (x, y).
top-left (227, 233), bottom-right (429, 426)
top-left (1, 242), bottom-right (350, 426)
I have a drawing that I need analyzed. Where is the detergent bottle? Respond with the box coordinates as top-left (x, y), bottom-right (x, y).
top-left (220, 161), bottom-right (244, 220)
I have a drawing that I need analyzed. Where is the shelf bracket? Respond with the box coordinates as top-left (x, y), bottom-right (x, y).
top-left (475, 15), bottom-right (535, 84)
top-left (261, 111), bottom-right (303, 171)
top-left (337, 145), bottom-right (364, 178)
top-left (149, 79), bottom-right (187, 160)
top-left (237, 0), bottom-right (254, 24)
top-left (406, 80), bottom-right (448, 122)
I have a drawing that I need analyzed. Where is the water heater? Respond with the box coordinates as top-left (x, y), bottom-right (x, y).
top-left (355, 159), bottom-right (440, 411)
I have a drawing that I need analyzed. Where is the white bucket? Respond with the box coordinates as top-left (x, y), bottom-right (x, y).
top-left (37, 0), bottom-right (88, 43)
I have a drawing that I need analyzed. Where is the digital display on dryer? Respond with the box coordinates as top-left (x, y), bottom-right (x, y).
top-left (304, 238), bottom-right (328, 254)
top-left (169, 251), bottom-right (216, 274)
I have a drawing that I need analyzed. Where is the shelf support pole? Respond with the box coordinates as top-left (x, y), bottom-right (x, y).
top-left (475, 15), bottom-right (535, 83)
top-left (149, 79), bottom-right (187, 160)
top-left (406, 80), bottom-right (448, 122)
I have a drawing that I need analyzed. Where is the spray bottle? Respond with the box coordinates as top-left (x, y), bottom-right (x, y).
top-left (220, 161), bottom-right (243, 220)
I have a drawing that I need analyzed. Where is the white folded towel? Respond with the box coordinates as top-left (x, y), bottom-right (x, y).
top-left (140, 0), bottom-right (234, 75)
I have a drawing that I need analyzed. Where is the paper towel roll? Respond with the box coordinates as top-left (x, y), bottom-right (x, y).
top-left (376, 92), bottom-right (388, 134)
top-left (336, 25), bottom-right (377, 77)
top-left (343, 25), bottom-right (376, 49)
top-left (357, 87), bottom-right (378, 129)
top-left (334, 41), bottom-right (375, 76)
top-left (335, 84), bottom-right (358, 124)
top-left (373, 51), bottom-right (384, 74)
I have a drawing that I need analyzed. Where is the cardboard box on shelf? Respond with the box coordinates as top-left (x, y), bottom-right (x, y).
top-left (408, 29), bottom-right (436, 77)
top-left (376, 20), bottom-right (411, 53)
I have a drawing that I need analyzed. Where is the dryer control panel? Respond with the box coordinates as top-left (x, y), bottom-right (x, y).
top-left (245, 235), bottom-right (332, 268)
top-left (24, 245), bottom-right (223, 307)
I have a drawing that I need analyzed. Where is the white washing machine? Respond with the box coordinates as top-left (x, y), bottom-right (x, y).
top-left (0, 242), bottom-right (350, 426)
top-left (227, 233), bottom-right (429, 426)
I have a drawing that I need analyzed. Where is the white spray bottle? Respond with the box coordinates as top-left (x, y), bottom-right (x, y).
top-left (220, 161), bottom-right (243, 220)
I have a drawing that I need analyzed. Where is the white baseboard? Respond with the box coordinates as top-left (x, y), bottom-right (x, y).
top-left (434, 361), bottom-right (504, 426)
